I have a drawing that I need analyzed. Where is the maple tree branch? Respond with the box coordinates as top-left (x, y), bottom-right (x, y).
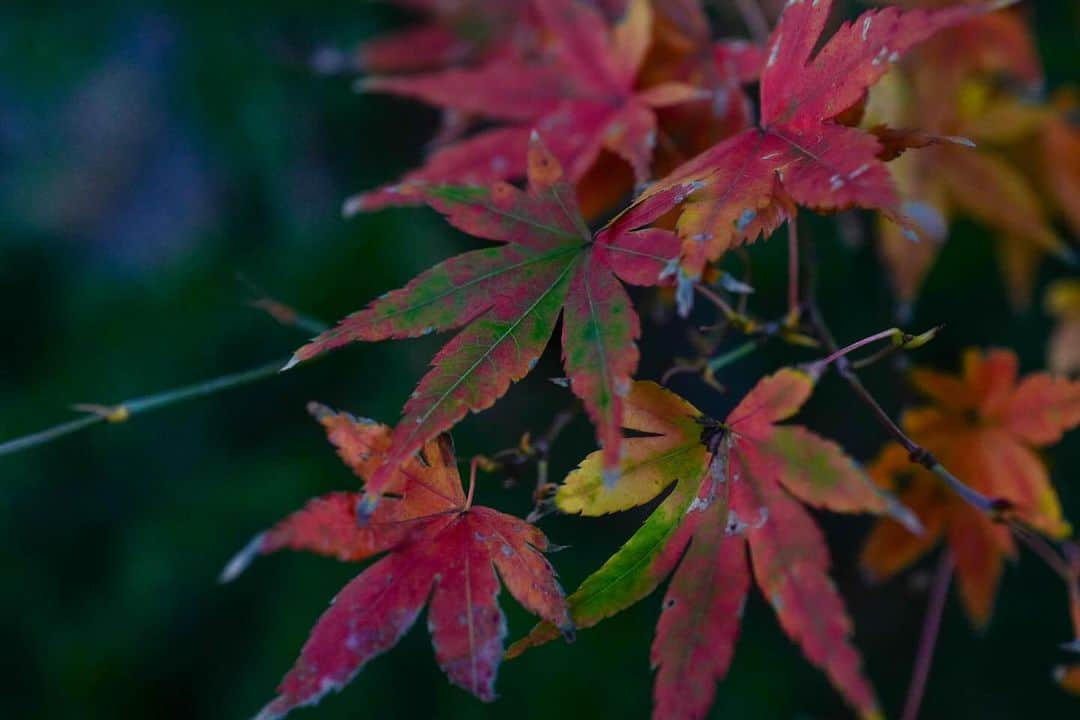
top-left (0, 304), bottom-right (328, 460)
top-left (804, 300), bottom-right (1000, 516)
top-left (1011, 525), bottom-right (1080, 637)
top-left (901, 549), bottom-right (953, 720)
top-left (797, 227), bottom-right (1000, 517)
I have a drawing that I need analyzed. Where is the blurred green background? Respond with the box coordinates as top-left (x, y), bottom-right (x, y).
top-left (1, 1), bottom-right (1078, 718)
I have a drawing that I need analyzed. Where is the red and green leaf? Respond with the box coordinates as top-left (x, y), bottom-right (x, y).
top-left (511, 370), bottom-right (911, 719)
top-left (225, 405), bottom-right (572, 719)
top-left (290, 134), bottom-right (696, 516)
top-left (633, 0), bottom-right (985, 290)
top-left (347, 0), bottom-right (705, 213)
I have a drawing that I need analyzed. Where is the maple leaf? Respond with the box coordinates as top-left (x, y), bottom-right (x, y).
top-left (635, 0), bottom-right (765, 172)
top-left (508, 371), bottom-right (917, 720)
top-left (634, 0), bottom-right (987, 293)
top-left (862, 348), bottom-right (1080, 625)
top-left (222, 403), bottom-right (573, 719)
top-left (345, 0), bottom-right (705, 214)
top-left (288, 134), bottom-right (698, 513)
top-left (867, 8), bottom-right (1077, 311)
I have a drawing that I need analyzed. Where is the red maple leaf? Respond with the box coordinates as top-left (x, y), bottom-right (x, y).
top-left (636, 0), bottom-right (986, 291)
top-left (222, 403), bottom-right (573, 719)
top-left (345, 0), bottom-right (705, 214)
top-left (287, 134), bottom-right (698, 513)
top-left (862, 348), bottom-right (1080, 625)
top-left (509, 371), bottom-right (917, 719)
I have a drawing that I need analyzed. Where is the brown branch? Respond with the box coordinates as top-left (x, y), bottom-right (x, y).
top-left (804, 300), bottom-right (1000, 515)
top-left (797, 218), bottom-right (1001, 517)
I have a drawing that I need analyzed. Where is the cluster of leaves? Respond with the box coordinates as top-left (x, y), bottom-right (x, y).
top-left (219, 1), bottom-right (1080, 718)
top-left (866, 0), bottom-right (1080, 313)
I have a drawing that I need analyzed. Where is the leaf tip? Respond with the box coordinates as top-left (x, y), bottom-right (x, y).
top-left (219, 532), bottom-right (267, 584)
top-left (342, 194), bottom-right (364, 218)
top-left (251, 699), bottom-right (287, 720)
top-left (281, 354), bottom-right (302, 372)
top-left (886, 498), bottom-right (925, 536)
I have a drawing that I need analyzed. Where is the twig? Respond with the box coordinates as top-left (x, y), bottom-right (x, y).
top-left (811, 328), bottom-right (903, 370)
top-left (798, 225), bottom-right (1001, 517)
top-left (1012, 523), bottom-right (1075, 582)
top-left (803, 301), bottom-right (1001, 516)
top-left (808, 325), bottom-right (943, 376)
top-left (901, 550), bottom-right (954, 720)
top-left (1, 359), bottom-right (289, 458)
top-left (1, 304), bottom-right (328, 460)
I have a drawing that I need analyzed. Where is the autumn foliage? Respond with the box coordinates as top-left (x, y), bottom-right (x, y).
top-left (213, 1), bottom-right (1080, 718)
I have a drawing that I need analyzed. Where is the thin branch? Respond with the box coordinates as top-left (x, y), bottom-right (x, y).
top-left (1012, 523), bottom-right (1075, 583)
top-left (803, 300), bottom-right (1000, 515)
top-left (0, 415), bottom-right (106, 457)
top-left (798, 225), bottom-right (1001, 517)
top-left (1, 306), bottom-right (328, 460)
top-left (1, 359), bottom-right (289, 458)
top-left (901, 550), bottom-right (954, 720)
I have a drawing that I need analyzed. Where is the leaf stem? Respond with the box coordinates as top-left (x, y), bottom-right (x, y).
top-left (466, 456), bottom-right (480, 510)
top-left (787, 219), bottom-right (800, 326)
top-left (901, 549), bottom-right (954, 720)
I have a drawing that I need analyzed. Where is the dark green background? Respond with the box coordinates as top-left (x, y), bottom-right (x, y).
top-left (2, 2), bottom-right (1078, 718)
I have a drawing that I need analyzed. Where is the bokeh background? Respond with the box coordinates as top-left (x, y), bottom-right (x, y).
top-left (2, 1), bottom-right (1078, 718)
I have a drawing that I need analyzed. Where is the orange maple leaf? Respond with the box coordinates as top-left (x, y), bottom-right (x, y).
top-left (862, 348), bottom-right (1080, 625)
